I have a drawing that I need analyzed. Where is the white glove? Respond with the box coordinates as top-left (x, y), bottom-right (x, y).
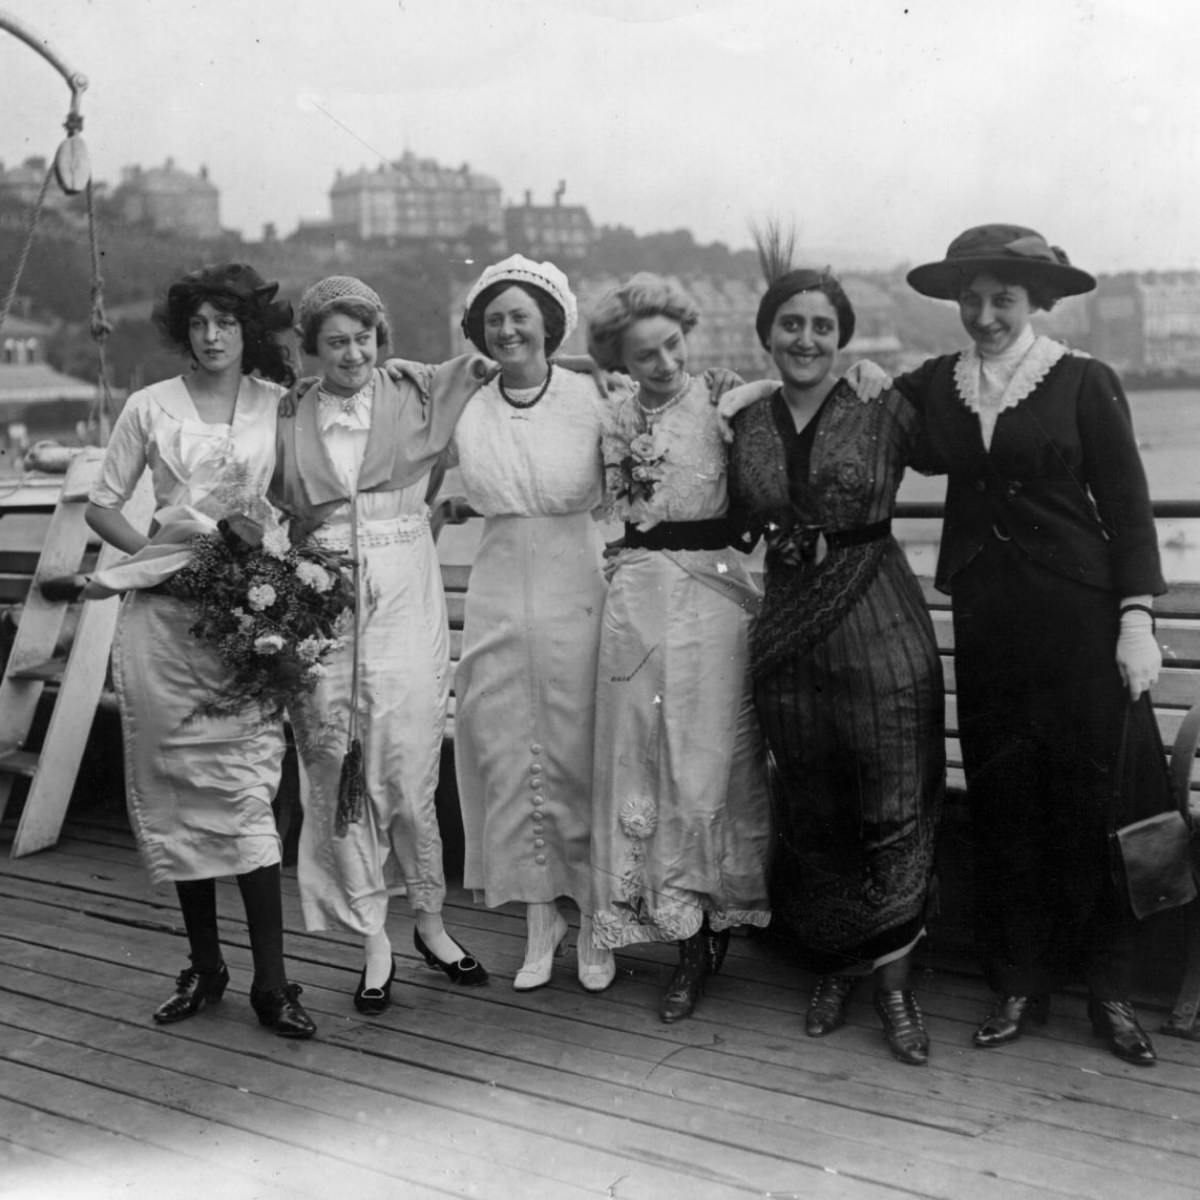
top-left (1116, 607), bottom-right (1161, 699)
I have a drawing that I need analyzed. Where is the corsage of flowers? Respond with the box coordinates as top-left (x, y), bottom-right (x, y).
top-left (170, 502), bottom-right (354, 720)
top-left (601, 403), bottom-right (668, 523)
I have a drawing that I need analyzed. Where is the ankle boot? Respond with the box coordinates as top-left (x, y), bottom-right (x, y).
top-left (875, 989), bottom-right (929, 1066)
top-left (153, 962), bottom-right (229, 1024)
top-left (250, 982), bottom-right (317, 1039)
top-left (806, 974), bottom-right (857, 1037)
top-left (973, 993), bottom-right (1049, 1047)
top-left (660, 931), bottom-right (709, 1023)
top-left (702, 918), bottom-right (731, 976)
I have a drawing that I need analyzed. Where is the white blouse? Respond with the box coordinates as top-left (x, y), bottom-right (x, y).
top-left (89, 375), bottom-right (282, 515)
top-left (452, 368), bottom-right (606, 517)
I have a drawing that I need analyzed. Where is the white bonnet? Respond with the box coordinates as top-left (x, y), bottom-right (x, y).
top-left (460, 254), bottom-right (577, 349)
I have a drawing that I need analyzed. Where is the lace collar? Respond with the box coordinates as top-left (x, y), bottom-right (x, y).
top-left (317, 379), bottom-right (374, 433)
top-left (953, 332), bottom-right (1068, 449)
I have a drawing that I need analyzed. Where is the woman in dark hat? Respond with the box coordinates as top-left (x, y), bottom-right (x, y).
top-left (725, 232), bottom-right (945, 1066)
top-left (85, 263), bottom-right (316, 1038)
top-left (895, 223), bottom-right (1167, 1065)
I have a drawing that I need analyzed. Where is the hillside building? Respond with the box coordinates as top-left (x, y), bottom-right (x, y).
top-left (113, 159), bottom-right (221, 240)
top-left (330, 151), bottom-right (502, 243)
top-left (505, 184), bottom-right (594, 262)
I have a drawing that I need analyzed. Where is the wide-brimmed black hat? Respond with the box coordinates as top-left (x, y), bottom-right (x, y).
top-left (907, 224), bottom-right (1096, 301)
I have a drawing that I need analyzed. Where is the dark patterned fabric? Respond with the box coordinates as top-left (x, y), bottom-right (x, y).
top-left (728, 385), bottom-right (945, 968)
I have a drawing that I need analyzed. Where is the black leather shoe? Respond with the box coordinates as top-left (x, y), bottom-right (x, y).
top-left (806, 974), bottom-right (857, 1037)
top-left (660, 931), bottom-right (709, 1024)
top-left (353, 958), bottom-right (396, 1015)
top-left (249, 982), bottom-right (317, 1039)
top-left (413, 928), bottom-right (489, 987)
top-left (973, 993), bottom-right (1049, 1047)
top-left (1088, 997), bottom-right (1156, 1067)
top-left (152, 962), bottom-right (229, 1024)
top-left (875, 989), bottom-right (929, 1066)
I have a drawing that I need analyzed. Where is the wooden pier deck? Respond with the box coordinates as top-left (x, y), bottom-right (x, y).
top-left (3, 813), bottom-right (1200, 1200)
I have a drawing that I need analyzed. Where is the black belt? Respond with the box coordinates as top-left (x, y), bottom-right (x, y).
top-left (823, 518), bottom-right (892, 549)
top-left (624, 518), bottom-right (736, 551)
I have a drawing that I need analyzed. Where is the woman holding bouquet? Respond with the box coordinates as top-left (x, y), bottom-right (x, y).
top-left (86, 262), bottom-right (316, 1037)
top-left (585, 274), bottom-right (772, 1022)
top-left (270, 275), bottom-right (492, 1013)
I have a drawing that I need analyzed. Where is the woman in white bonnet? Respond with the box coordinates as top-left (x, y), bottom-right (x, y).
top-left (453, 255), bottom-right (618, 992)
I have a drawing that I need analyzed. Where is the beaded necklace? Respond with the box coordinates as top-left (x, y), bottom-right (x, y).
top-left (499, 364), bottom-right (553, 410)
top-left (635, 373), bottom-right (691, 420)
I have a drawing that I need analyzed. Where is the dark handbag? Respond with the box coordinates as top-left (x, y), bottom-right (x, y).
top-left (1108, 698), bottom-right (1198, 921)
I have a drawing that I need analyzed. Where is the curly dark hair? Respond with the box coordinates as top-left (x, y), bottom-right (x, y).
top-left (155, 262), bottom-right (296, 386)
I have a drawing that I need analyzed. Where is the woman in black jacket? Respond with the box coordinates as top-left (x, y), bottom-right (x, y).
top-left (896, 223), bottom-right (1167, 1066)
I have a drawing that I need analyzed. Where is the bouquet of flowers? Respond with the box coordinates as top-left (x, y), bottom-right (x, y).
top-left (601, 401), bottom-right (668, 525)
top-left (170, 499), bottom-right (355, 721)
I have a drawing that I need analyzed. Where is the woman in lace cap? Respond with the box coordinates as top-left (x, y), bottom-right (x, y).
top-left (452, 255), bottom-right (619, 994)
top-left (725, 230), bottom-right (944, 1066)
top-left (271, 275), bottom-right (492, 1013)
top-left (895, 225), bottom-right (1168, 1066)
top-left (585, 273), bottom-right (771, 1022)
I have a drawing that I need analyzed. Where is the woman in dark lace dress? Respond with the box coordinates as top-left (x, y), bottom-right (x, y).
top-left (727, 239), bottom-right (944, 1066)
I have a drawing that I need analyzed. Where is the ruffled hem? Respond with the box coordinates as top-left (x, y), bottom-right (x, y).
top-left (591, 901), bottom-right (770, 949)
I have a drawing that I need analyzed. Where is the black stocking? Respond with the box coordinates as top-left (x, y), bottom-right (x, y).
top-left (175, 878), bottom-right (222, 972)
top-left (236, 864), bottom-right (287, 992)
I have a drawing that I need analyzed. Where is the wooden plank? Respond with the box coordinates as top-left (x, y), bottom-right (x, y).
top-left (0, 974), bottom-right (898, 1200)
top-left (0, 1094), bottom-right (290, 1200)
top-left (4, 882), bottom-right (1197, 1200)
top-left (11, 472), bottom-right (155, 856)
top-left (0, 1042), bottom-right (452, 1200)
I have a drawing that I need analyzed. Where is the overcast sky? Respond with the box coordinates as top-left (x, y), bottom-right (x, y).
top-left (1, 0), bottom-right (1196, 272)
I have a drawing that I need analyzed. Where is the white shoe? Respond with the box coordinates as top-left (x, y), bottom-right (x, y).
top-left (513, 912), bottom-right (568, 992)
top-left (576, 914), bottom-right (617, 992)
top-left (578, 954), bottom-right (616, 993)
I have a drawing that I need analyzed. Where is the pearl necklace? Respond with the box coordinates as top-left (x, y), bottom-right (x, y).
top-left (499, 364), bottom-right (553, 410)
top-left (635, 374), bottom-right (691, 419)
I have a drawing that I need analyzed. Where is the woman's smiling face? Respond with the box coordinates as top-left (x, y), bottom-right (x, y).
top-left (482, 285), bottom-right (547, 370)
top-left (767, 291), bottom-right (839, 391)
top-left (957, 272), bottom-right (1035, 356)
top-left (620, 314), bottom-right (689, 406)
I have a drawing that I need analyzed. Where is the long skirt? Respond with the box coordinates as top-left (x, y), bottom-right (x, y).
top-left (756, 546), bottom-right (944, 973)
top-left (112, 591), bottom-right (284, 884)
top-left (953, 538), bottom-right (1170, 996)
top-left (457, 511), bottom-right (604, 908)
top-left (590, 548), bottom-right (771, 947)
top-left (290, 515), bottom-right (449, 935)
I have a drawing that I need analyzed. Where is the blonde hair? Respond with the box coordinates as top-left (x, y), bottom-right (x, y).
top-left (586, 273), bottom-right (699, 371)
